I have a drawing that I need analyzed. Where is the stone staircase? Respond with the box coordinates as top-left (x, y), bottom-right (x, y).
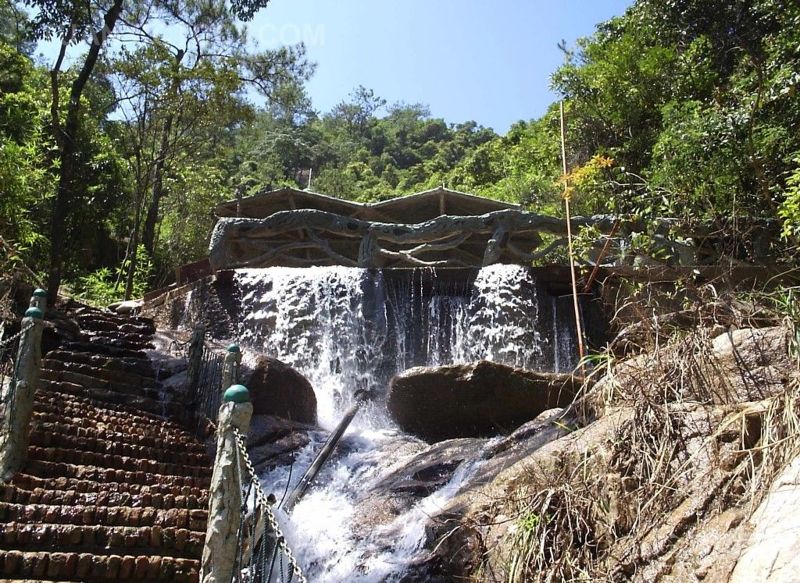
top-left (0, 307), bottom-right (211, 581)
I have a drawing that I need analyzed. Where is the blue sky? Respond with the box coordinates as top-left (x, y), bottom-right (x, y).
top-left (248, 0), bottom-right (634, 133)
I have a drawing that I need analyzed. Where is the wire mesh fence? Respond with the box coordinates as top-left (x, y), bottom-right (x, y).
top-left (233, 428), bottom-right (306, 583)
top-left (0, 321), bottom-right (31, 431)
top-left (195, 345), bottom-right (225, 432)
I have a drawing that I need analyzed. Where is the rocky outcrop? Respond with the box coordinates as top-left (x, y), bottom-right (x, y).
top-left (244, 356), bottom-right (317, 425)
top-left (387, 360), bottom-right (581, 442)
top-left (591, 326), bottom-right (795, 415)
top-left (399, 325), bottom-right (800, 582)
top-left (0, 307), bottom-right (211, 582)
top-left (141, 274), bottom-right (241, 340)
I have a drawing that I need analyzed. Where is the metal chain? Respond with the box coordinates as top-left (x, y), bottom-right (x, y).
top-left (233, 427), bottom-right (307, 583)
top-left (0, 320), bottom-right (34, 350)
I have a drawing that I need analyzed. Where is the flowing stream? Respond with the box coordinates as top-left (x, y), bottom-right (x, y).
top-left (235, 265), bottom-right (578, 581)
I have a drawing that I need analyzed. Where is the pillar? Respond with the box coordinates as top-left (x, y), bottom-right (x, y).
top-left (0, 291), bottom-right (46, 482)
top-left (200, 384), bottom-right (253, 583)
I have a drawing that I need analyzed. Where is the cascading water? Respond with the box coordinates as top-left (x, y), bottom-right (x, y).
top-left (235, 264), bottom-right (579, 581)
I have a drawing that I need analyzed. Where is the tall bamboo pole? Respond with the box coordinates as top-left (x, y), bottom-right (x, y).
top-left (560, 102), bottom-right (586, 368)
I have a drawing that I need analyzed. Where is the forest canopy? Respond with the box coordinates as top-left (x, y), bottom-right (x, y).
top-left (1, 0), bottom-right (798, 302)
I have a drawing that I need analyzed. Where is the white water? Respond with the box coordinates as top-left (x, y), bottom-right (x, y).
top-left (235, 265), bottom-right (576, 581)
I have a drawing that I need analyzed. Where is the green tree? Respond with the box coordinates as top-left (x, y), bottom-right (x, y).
top-left (0, 41), bottom-right (50, 268)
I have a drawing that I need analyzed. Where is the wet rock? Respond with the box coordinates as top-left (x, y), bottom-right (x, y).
top-left (244, 356), bottom-right (317, 424)
top-left (401, 520), bottom-right (484, 583)
top-left (109, 299), bottom-right (144, 314)
top-left (348, 410), bottom-right (571, 560)
top-left (246, 415), bottom-right (318, 472)
top-left (387, 361), bottom-right (581, 442)
top-left (369, 438), bottom-right (484, 498)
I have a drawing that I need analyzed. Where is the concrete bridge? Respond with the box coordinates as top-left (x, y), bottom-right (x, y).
top-left (206, 187), bottom-right (784, 272)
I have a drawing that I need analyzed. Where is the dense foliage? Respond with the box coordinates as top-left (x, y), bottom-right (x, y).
top-left (0, 0), bottom-right (798, 303)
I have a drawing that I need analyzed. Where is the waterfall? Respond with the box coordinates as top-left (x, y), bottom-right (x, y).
top-left (234, 265), bottom-right (579, 581)
top-left (237, 265), bottom-right (574, 426)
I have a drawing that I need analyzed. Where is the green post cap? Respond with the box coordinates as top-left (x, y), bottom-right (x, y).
top-left (227, 344), bottom-right (241, 353)
top-left (24, 307), bottom-right (43, 319)
top-left (223, 384), bottom-right (250, 403)
top-left (33, 289), bottom-right (47, 298)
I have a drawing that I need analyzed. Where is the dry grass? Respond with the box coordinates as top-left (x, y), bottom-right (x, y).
top-left (505, 461), bottom-right (608, 583)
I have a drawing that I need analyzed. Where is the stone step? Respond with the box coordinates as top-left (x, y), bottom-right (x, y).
top-left (62, 341), bottom-right (147, 360)
top-left (0, 502), bottom-right (207, 531)
top-left (33, 394), bottom-right (190, 435)
top-left (31, 418), bottom-right (207, 455)
top-left (29, 428), bottom-right (210, 467)
top-left (35, 389), bottom-right (188, 429)
top-left (33, 402), bottom-right (184, 434)
top-left (76, 317), bottom-right (156, 337)
top-left (39, 369), bottom-right (155, 399)
top-left (76, 311), bottom-right (156, 335)
top-left (22, 459), bottom-right (211, 490)
top-left (80, 332), bottom-right (155, 351)
top-left (0, 550), bottom-right (199, 582)
top-left (0, 521), bottom-right (203, 559)
top-left (8, 475), bottom-right (208, 505)
top-left (84, 328), bottom-right (155, 343)
top-left (38, 380), bottom-right (183, 418)
top-left (0, 483), bottom-right (208, 510)
top-left (1, 309), bottom-right (212, 583)
top-left (42, 358), bottom-right (157, 390)
top-left (26, 447), bottom-right (212, 481)
top-left (44, 350), bottom-right (161, 380)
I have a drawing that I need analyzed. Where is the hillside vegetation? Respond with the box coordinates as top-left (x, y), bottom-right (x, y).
top-left (0, 0), bottom-right (799, 301)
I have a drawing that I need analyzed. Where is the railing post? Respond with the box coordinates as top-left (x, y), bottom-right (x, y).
top-left (221, 343), bottom-right (241, 390)
top-left (200, 384), bottom-right (253, 583)
top-left (0, 290), bottom-right (46, 482)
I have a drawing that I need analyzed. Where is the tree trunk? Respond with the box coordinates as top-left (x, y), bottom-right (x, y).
top-left (141, 51), bottom-right (183, 256)
top-left (141, 113), bottom-right (174, 256)
top-left (123, 215), bottom-right (141, 301)
top-left (46, 0), bottom-right (124, 302)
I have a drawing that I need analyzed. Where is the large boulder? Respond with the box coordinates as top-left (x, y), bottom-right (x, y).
top-left (244, 356), bottom-right (317, 424)
top-left (387, 360), bottom-right (581, 442)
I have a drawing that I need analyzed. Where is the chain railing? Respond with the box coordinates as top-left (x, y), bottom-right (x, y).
top-left (232, 427), bottom-right (307, 583)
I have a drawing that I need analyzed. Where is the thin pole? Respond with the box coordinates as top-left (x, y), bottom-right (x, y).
top-left (281, 403), bottom-right (360, 512)
top-left (560, 101), bottom-right (586, 369)
top-left (583, 219), bottom-right (620, 294)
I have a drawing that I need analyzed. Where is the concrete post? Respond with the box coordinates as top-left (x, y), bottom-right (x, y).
top-left (0, 293), bottom-right (46, 482)
top-left (221, 344), bottom-right (241, 390)
top-left (200, 385), bottom-right (253, 583)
